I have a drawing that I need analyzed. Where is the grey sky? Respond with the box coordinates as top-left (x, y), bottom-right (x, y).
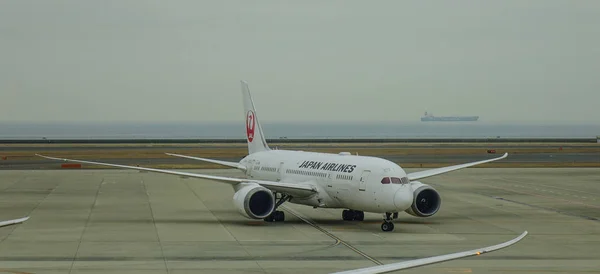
top-left (1, 1), bottom-right (599, 124)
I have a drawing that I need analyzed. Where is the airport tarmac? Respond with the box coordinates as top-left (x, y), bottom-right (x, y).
top-left (1, 168), bottom-right (599, 273)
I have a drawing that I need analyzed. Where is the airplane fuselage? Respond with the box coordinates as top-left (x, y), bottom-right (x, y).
top-left (240, 149), bottom-right (414, 213)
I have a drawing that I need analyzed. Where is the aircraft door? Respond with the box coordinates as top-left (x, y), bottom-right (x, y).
top-left (246, 160), bottom-right (259, 178)
top-left (246, 160), bottom-right (253, 176)
top-left (359, 170), bottom-right (371, 191)
top-left (277, 161), bottom-right (284, 181)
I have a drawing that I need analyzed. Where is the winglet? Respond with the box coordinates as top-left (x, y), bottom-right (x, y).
top-left (0, 216), bottom-right (30, 228)
top-left (330, 231), bottom-right (528, 274)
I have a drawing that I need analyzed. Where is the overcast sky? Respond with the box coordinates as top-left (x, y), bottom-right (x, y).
top-left (1, 1), bottom-right (598, 124)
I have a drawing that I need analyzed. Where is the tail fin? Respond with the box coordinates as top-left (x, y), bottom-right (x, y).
top-left (241, 80), bottom-right (270, 154)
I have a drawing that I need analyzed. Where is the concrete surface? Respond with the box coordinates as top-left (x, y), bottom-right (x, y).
top-left (0, 168), bottom-right (599, 273)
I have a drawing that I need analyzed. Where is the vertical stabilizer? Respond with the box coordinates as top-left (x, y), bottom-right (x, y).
top-left (241, 81), bottom-right (270, 154)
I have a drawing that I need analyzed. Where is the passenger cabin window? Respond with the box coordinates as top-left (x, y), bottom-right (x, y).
top-left (391, 177), bottom-right (402, 184)
top-left (381, 177), bottom-right (390, 184)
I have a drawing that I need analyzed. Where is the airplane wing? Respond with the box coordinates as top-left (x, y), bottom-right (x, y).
top-left (330, 231), bottom-right (527, 274)
top-left (36, 154), bottom-right (316, 197)
top-left (407, 153), bottom-right (508, 181)
top-left (0, 216), bottom-right (29, 228)
top-left (165, 153), bottom-right (246, 171)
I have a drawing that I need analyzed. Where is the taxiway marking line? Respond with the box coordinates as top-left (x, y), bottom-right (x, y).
top-left (498, 178), bottom-right (598, 201)
top-left (282, 205), bottom-right (383, 266)
top-left (488, 183), bottom-right (600, 210)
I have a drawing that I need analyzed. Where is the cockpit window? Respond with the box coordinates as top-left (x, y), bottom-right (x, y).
top-left (389, 177), bottom-right (410, 184)
top-left (381, 177), bottom-right (390, 184)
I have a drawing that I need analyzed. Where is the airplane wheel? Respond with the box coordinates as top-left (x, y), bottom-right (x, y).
top-left (354, 211), bottom-right (364, 221)
top-left (381, 222), bottom-right (394, 232)
top-left (264, 214), bottom-right (275, 222)
top-left (274, 211), bottom-right (285, 222)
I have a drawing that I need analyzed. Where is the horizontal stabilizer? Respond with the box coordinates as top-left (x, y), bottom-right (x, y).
top-left (165, 153), bottom-right (246, 171)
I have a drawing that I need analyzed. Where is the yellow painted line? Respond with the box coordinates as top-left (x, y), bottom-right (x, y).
top-left (282, 206), bottom-right (382, 266)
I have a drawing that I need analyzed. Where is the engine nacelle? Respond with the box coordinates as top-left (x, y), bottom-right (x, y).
top-left (233, 183), bottom-right (275, 219)
top-left (404, 181), bottom-right (442, 217)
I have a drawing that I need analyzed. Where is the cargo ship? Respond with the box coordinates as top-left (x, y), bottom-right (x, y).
top-left (421, 112), bottom-right (479, 122)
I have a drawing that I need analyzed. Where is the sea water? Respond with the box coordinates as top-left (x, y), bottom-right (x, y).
top-left (1, 122), bottom-right (599, 139)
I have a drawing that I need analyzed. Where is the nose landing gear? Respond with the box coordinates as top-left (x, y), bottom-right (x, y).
top-left (381, 212), bottom-right (399, 232)
top-left (381, 221), bottom-right (394, 232)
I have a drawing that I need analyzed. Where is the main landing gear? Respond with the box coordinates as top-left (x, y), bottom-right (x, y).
top-left (342, 209), bottom-right (364, 221)
top-left (264, 193), bottom-right (291, 222)
top-left (381, 212), bottom-right (399, 232)
top-left (264, 211), bottom-right (284, 222)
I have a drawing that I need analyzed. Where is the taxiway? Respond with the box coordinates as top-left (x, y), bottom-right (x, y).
top-left (0, 168), bottom-right (599, 273)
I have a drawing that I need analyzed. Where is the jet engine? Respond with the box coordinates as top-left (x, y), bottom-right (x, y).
top-left (233, 183), bottom-right (275, 219)
top-left (404, 181), bottom-right (442, 217)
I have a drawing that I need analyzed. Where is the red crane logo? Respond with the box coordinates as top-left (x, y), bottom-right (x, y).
top-left (246, 110), bottom-right (255, 142)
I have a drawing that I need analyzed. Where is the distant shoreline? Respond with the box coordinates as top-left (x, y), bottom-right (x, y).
top-left (2, 122), bottom-right (600, 140)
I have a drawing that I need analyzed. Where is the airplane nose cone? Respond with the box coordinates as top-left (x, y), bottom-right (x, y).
top-left (394, 188), bottom-right (413, 210)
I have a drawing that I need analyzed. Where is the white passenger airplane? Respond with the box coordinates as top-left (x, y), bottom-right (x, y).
top-left (0, 216), bottom-right (29, 228)
top-left (37, 81), bottom-right (508, 232)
